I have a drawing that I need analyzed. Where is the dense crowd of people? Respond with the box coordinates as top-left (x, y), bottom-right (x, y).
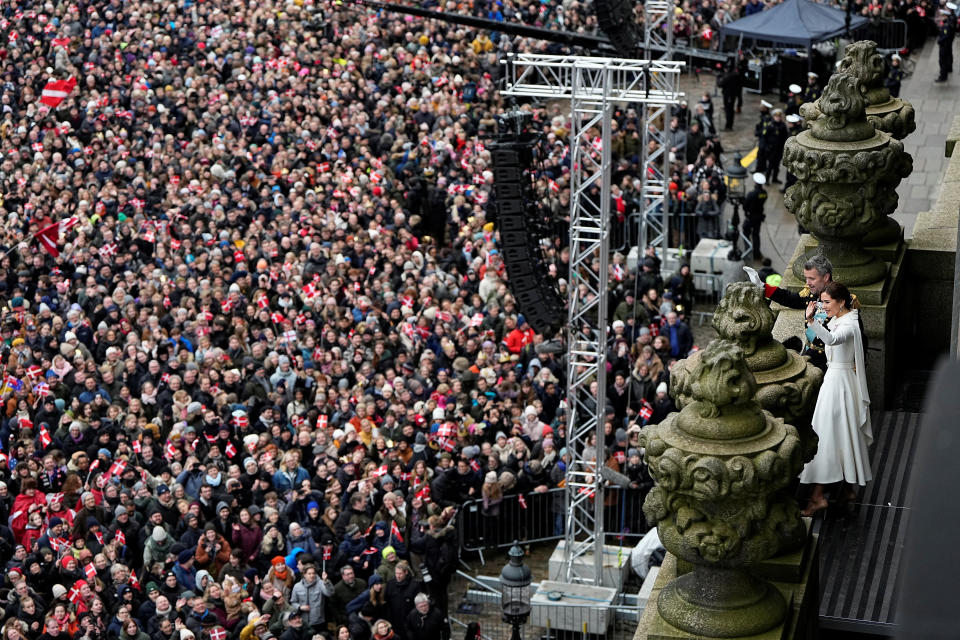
top-left (0, 0), bottom-right (944, 639)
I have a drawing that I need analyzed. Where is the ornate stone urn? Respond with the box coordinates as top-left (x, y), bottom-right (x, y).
top-left (641, 341), bottom-right (805, 638)
top-left (801, 41), bottom-right (917, 248)
top-left (784, 72), bottom-right (912, 286)
top-left (671, 283), bottom-right (822, 463)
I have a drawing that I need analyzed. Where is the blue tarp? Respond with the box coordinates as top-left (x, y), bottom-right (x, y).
top-left (721, 0), bottom-right (869, 47)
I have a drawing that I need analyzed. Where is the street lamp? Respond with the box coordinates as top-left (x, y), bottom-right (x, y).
top-left (500, 542), bottom-right (532, 640)
top-left (725, 151), bottom-right (749, 260)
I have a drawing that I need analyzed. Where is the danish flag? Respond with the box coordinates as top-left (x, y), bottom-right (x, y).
top-left (68, 584), bottom-right (82, 604)
top-left (40, 77), bottom-right (77, 107)
top-left (132, 440), bottom-right (141, 454)
top-left (225, 442), bottom-right (237, 459)
top-left (98, 243), bottom-right (117, 260)
top-left (370, 465), bottom-right (388, 478)
top-left (415, 486), bottom-right (431, 502)
top-left (84, 563), bottom-right (96, 580)
top-left (39, 425), bottom-right (52, 448)
top-left (517, 494), bottom-right (528, 509)
top-left (31, 142), bottom-right (43, 153)
top-left (257, 295), bottom-right (270, 309)
top-left (232, 414), bottom-right (248, 429)
top-left (390, 520), bottom-right (404, 542)
top-left (18, 416), bottom-right (33, 430)
top-left (129, 570), bottom-right (140, 590)
top-left (164, 440), bottom-right (177, 460)
top-left (270, 312), bottom-right (285, 324)
top-left (221, 299), bottom-right (233, 313)
top-left (209, 628), bottom-right (227, 640)
top-left (316, 415), bottom-right (328, 430)
top-left (114, 530), bottom-right (126, 546)
top-left (108, 460), bottom-right (127, 477)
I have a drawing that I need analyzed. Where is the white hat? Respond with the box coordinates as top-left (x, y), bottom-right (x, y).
top-left (760, 99), bottom-right (773, 108)
top-left (789, 83), bottom-right (802, 93)
top-left (808, 72), bottom-right (819, 79)
top-left (948, 2), bottom-right (957, 11)
top-left (753, 172), bottom-right (767, 185)
top-left (786, 114), bottom-right (802, 123)
top-left (656, 382), bottom-right (668, 395)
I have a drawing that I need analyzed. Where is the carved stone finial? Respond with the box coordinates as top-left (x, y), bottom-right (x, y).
top-left (783, 70), bottom-right (913, 286)
top-left (809, 73), bottom-right (874, 142)
top-left (641, 340), bottom-right (805, 638)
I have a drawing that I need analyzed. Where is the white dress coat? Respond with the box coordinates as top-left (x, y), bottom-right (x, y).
top-left (799, 309), bottom-right (873, 486)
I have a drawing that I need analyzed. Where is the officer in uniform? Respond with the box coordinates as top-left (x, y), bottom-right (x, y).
top-left (754, 100), bottom-right (773, 176)
top-left (884, 55), bottom-right (905, 97)
top-left (743, 254), bottom-right (834, 372)
top-left (801, 71), bottom-right (822, 104)
top-left (785, 83), bottom-right (803, 115)
top-left (781, 113), bottom-right (803, 196)
top-left (743, 172), bottom-right (768, 260)
top-left (935, 7), bottom-right (956, 82)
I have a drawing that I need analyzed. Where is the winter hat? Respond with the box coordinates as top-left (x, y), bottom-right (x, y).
top-left (48, 517), bottom-right (63, 529)
top-left (484, 471), bottom-right (498, 484)
top-left (178, 549), bottom-right (194, 564)
top-left (380, 475), bottom-right (395, 487)
top-left (152, 527), bottom-right (167, 542)
top-left (656, 382), bottom-right (668, 395)
top-left (628, 448), bottom-right (641, 458)
top-left (52, 584), bottom-right (67, 599)
top-left (368, 573), bottom-right (383, 585)
top-left (382, 546), bottom-right (396, 560)
top-left (307, 501), bottom-right (320, 512)
top-left (115, 505), bottom-right (128, 517)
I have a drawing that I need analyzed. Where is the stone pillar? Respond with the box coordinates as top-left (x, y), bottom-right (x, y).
top-left (639, 341), bottom-right (806, 639)
top-left (784, 72), bottom-right (913, 288)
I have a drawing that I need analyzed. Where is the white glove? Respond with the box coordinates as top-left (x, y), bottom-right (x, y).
top-left (743, 266), bottom-right (764, 287)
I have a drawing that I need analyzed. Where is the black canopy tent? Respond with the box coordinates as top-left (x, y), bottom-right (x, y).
top-left (721, 0), bottom-right (868, 48)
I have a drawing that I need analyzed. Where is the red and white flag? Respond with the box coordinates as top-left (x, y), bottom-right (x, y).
top-left (114, 530), bottom-right (126, 546)
top-left (98, 243), bottom-right (117, 260)
top-left (68, 584), bottom-right (82, 604)
top-left (108, 460), bottom-right (126, 477)
top-left (517, 494), bottom-right (528, 509)
top-left (164, 440), bottom-right (177, 460)
top-left (225, 442), bottom-right (237, 459)
top-left (39, 425), bottom-right (52, 448)
top-left (34, 216), bottom-right (77, 258)
top-left (209, 628), bottom-right (227, 640)
top-left (40, 77), bottom-right (77, 107)
top-left (132, 440), bottom-right (141, 454)
top-left (129, 570), bottom-right (140, 590)
top-left (84, 563), bottom-right (96, 580)
top-left (390, 520), bottom-right (404, 542)
top-left (317, 414), bottom-right (328, 430)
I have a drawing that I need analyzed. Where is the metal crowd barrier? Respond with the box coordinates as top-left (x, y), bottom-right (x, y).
top-left (457, 486), bottom-right (653, 554)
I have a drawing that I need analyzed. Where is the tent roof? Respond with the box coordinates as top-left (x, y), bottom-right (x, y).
top-left (722, 0), bottom-right (868, 47)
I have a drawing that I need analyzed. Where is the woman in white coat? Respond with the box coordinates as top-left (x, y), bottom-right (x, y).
top-left (800, 281), bottom-right (872, 516)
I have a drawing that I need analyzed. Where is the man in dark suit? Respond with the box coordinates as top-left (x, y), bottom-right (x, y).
top-left (936, 10), bottom-right (956, 82)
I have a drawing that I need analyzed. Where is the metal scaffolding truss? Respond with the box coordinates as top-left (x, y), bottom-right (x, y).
top-left (640, 0), bottom-right (676, 254)
top-left (503, 54), bottom-right (682, 586)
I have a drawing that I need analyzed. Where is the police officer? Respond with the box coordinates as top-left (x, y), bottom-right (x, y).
top-left (935, 8), bottom-right (956, 82)
top-left (754, 100), bottom-right (773, 176)
top-left (743, 172), bottom-right (768, 260)
top-left (763, 109), bottom-right (789, 184)
top-left (785, 83), bottom-right (803, 116)
top-left (781, 113), bottom-right (803, 195)
top-left (801, 71), bottom-right (822, 104)
top-left (884, 55), bottom-right (905, 97)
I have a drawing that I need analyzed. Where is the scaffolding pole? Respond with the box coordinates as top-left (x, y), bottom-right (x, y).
top-left (503, 53), bottom-right (683, 586)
